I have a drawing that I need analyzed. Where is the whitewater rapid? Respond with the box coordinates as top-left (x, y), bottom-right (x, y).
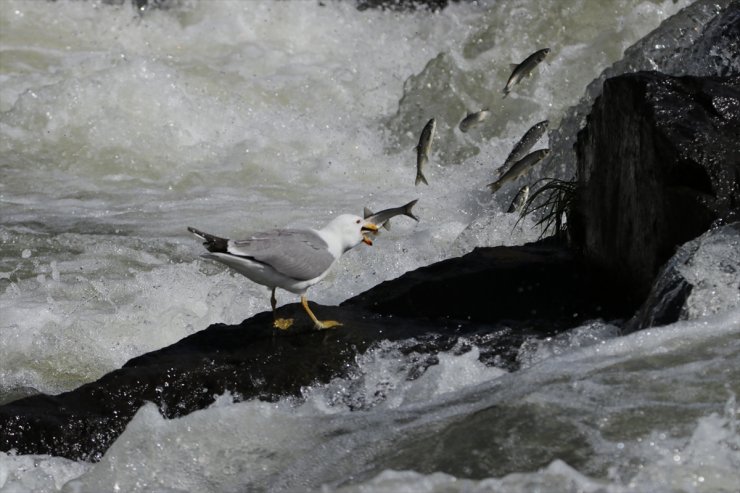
top-left (1, 0), bottom-right (738, 492)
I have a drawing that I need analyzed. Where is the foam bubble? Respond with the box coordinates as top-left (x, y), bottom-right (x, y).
top-left (0, 452), bottom-right (91, 493)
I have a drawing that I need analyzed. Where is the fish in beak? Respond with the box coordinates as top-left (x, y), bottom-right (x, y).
top-left (361, 221), bottom-right (379, 245)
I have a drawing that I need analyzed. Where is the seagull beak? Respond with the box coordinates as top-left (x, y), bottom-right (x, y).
top-left (361, 222), bottom-right (379, 245)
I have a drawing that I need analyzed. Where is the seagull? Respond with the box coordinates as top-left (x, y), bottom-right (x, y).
top-left (188, 214), bottom-right (379, 330)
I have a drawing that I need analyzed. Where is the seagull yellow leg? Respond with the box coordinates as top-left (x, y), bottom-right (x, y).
top-left (301, 295), bottom-right (342, 330)
top-left (271, 287), bottom-right (293, 330)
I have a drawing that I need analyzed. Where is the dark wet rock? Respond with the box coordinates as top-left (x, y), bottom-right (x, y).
top-left (98, 0), bottom-right (458, 13)
top-left (658, 0), bottom-right (740, 77)
top-left (344, 238), bottom-right (638, 326)
top-left (354, 0), bottom-right (456, 11)
top-left (68, 0), bottom-right (459, 14)
top-left (0, 239), bottom-right (639, 461)
top-left (625, 222), bottom-right (740, 333)
top-left (624, 258), bottom-right (694, 333)
top-left (569, 72), bottom-right (740, 298)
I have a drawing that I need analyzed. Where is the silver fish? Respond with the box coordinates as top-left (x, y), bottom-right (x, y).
top-left (488, 149), bottom-right (550, 193)
top-left (503, 48), bottom-right (550, 98)
top-left (415, 118), bottom-right (436, 186)
top-left (507, 185), bottom-right (529, 213)
top-left (501, 120), bottom-right (549, 174)
top-left (364, 199), bottom-right (419, 232)
top-left (459, 109), bottom-right (491, 133)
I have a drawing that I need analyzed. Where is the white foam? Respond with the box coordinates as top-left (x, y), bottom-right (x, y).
top-left (0, 452), bottom-right (91, 493)
top-left (300, 340), bottom-right (508, 413)
top-left (516, 320), bottom-right (622, 370)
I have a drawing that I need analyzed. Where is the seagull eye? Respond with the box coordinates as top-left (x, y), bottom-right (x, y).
top-left (356, 219), bottom-right (361, 224)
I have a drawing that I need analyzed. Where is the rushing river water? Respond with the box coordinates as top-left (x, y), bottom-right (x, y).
top-left (1, 0), bottom-right (739, 491)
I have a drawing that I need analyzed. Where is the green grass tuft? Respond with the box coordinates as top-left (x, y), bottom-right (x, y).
top-left (515, 177), bottom-right (577, 239)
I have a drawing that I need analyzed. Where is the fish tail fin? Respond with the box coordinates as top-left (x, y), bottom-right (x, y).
top-left (415, 172), bottom-right (428, 186)
top-left (488, 181), bottom-right (502, 193)
top-left (403, 199), bottom-right (420, 222)
top-left (187, 227), bottom-right (229, 253)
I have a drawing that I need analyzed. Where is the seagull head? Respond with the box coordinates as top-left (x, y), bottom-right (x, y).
top-left (323, 214), bottom-right (379, 252)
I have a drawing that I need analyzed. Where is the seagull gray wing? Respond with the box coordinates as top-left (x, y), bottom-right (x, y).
top-left (227, 229), bottom-right (335, 281)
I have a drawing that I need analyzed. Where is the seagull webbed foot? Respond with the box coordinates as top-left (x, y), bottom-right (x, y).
top-left (270, 288), bottom-right (294, 330)
top-left (314, 320), bottom-right (342, 330)
top-left (273, 318), bottom-right (294, 331)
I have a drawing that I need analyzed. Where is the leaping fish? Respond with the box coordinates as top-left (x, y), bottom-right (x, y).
top-left (415, 118), bottom-right (436, 186)
top-left (363, 199), bottom-right (419, 232)
top-left (507, 185), bottom-right (529, 213)
top-left (488, 149), bottom-right (550, 193)
top-left (459, 109), bottom-right (491, 133)
top-left (503, 48), bottom-right (550, 98)
top-left (501, 120), bottom-right (549, 173)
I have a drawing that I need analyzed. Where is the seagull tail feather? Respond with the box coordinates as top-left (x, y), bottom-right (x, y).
top-left (187, 227), bottom-right (229, 253)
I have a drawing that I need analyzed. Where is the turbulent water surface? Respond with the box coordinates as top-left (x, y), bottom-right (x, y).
top-left (1, 0), bottom-right (739, 491)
